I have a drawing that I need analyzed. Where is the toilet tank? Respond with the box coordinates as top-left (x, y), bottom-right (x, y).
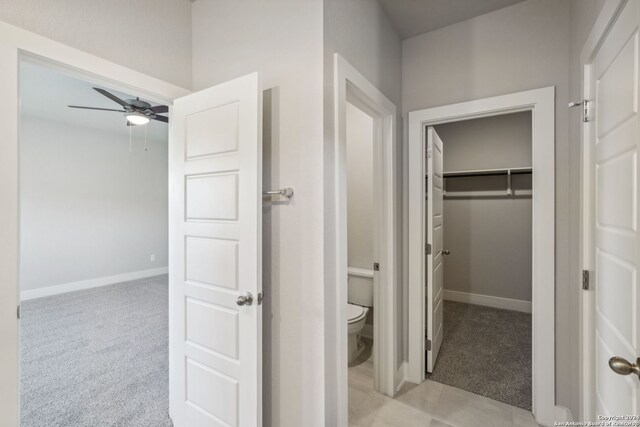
top-left (347, 267), bottom-right (374, 307)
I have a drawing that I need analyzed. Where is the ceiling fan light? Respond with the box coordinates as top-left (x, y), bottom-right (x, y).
top-left (126, 112), bottom-right (150, 125)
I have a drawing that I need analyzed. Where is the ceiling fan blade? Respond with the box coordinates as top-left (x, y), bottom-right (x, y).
top-left (68, 105), bottom-right (126, 112)
top-left (152, 115), bottom-right (169, 123)
top-left (149, 105), bottom-right (168, 114)
top-left (93, 87), bottom-right (130, 108)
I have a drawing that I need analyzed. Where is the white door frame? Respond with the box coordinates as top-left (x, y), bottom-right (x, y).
top-left (407, 87), bottom-right (556, 426)
top-left (0, 22), bottom-right (189, 426)
top-left (579, 0), bottom-right (634, 420)
top-left (332, 53), bottom-right (398, 426)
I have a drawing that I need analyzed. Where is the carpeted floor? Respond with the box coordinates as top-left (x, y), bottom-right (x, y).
top-left (427, 300), bottom-right (532, 410)
top-left (20, 275), bottom-right (172, 427)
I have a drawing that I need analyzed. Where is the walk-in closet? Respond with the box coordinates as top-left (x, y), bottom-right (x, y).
top-left (428, 111), bottom-right (533, 410)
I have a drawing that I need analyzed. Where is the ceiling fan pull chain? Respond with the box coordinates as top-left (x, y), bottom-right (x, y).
top-left (129, 124), bottom-right (132, 153)
top-left (144, 124), bottom-right (148, 152)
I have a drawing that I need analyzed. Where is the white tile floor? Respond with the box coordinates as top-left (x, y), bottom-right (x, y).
top-left (348, 339), bottom-right (541, 427)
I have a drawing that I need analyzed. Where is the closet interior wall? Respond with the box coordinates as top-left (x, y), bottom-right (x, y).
top-left (433, 112), bottom-right (533, 305)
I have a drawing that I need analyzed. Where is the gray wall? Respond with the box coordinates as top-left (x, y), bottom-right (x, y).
top-left (434, 112), bottom-right (532, 302)
top-left (347, 102), bottom-right (374, 270)
top-left (0, 0), bottom-right (192, 88)
top-left (20, 115), bottom-right (168, 291)
top-left (402, 0), bottom-right (574, 411)
top-left (322, 1), bottom-right (403, 423)
top-left (191, 2), bottom-right (325, 426)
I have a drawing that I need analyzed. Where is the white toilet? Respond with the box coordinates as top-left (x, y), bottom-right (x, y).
top-left (347, 269), bottom-right (373, 363)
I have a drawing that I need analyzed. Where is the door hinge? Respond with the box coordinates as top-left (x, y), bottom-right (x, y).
top-left (17, 305), bottom-right (20, 320)
top-left (427, 147), bottom-right (432, 159)
top-left (373, 262), bottom-right (380, 271)
top-left (569, 100), bottom-right (591, 123)
top-left (425, 243), bottom-right (432, 255)
top-left (257, 291), bottom-right (264, 305)
top-left (582, 270), bottom-right (592, 291)
top-left (425, 338), bottom-right (432, 351)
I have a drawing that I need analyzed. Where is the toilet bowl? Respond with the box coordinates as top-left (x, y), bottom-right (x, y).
top-left (347, 303), bottom-right (369, 363)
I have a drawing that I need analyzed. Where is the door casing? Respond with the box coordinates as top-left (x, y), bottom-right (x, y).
top-left (0, 22), bottom-right (189, 426)
top-left (330, 53), bottom-right (399, 427)
top-left (406, 87), bottom-right (556, 426)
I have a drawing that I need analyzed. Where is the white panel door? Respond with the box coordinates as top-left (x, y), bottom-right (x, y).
top-left (426, 127), bottom-right (444, 372)
top-left (589, 0), bottom-right (640, 417)
top-left (169, 73), bottom-right (262, 427)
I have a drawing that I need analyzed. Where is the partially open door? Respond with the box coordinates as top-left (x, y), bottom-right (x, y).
top-left (169, 73), bottom-right (262, 427)
top-left (426, 127), bottom-right (444, 373)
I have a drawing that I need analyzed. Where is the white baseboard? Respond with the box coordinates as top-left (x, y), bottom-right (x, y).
top-left (395, 361), bottom-right (408, 392)
top-left (443, 290), bottom-right (532, 313)
top-left (20, 267), bottom-right (168, 301)
top-left (362, 323), bottom-right (373, 339)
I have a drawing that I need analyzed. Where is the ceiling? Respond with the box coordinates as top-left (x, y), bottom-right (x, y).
top-left (378, 0), bottom-right (528, 39)
top-left (20, 62), bottom-right (168, 142)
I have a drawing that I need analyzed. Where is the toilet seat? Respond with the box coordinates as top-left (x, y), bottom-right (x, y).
top-left (347, 303), bottom-right (367, 323)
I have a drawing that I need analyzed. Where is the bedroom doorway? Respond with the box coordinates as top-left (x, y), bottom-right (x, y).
top-left (18, 59), bottom-right (172, 426)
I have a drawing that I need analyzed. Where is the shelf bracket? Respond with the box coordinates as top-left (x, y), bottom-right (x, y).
top-left (506, 169), bottom-right (512, 196)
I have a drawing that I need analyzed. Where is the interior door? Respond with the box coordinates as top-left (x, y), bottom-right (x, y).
top-left (588, 0), bottom-right (640, 417)
top-left (426, 126), bottom-right (444, 373)
top-left (169, 73), bottom-right (262, 427)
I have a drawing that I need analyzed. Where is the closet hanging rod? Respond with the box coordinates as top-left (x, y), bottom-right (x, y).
top-left (442, 166), bottom-right (532, 178)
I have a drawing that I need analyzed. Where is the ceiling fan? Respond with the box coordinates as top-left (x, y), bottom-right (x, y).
top-left (68, 87), bottom-right (169, 126)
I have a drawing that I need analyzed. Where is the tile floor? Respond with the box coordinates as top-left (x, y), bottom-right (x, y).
top-left (348, 338), bottom-right (540, 427)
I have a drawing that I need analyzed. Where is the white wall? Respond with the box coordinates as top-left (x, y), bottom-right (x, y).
top-left (347, 102), bottom-right (374, 270)
top-left (191, 2), bottom-right (325, 426)
top-left (434, 112), bottom-right (532, 303)
top-left (322, 3), bottom-right (402, 421)
top-left (402, 0), bottom-right (574, 411)
top-left (0, 0), bottom-right (192, 89)
top-left (19, 115), bottom-right (168, 292)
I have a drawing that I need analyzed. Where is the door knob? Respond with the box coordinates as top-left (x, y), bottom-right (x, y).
top-left (237, 292), bottom-right (254, 306)
top-left (609, 356), bottom-right (640, 379)
top-left (443, 249), bottom-right (451, 255)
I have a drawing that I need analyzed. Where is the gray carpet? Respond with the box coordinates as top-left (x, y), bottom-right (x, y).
top-left (427, 301), bottom-right (532, 410)
top-left (20, 275), bottom-right (172, 427)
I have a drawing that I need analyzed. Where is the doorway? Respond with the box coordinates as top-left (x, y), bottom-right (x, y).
top-left (423, 113), bottom-right (534, 410)
top-left (1, 25), bottom-right (264, 426)
top-left (18, 59), bottom-right (171, 425)
top-left (332, 54), bottom-right (399, 426)
top-left (407, 87), bottom-right (556, 426)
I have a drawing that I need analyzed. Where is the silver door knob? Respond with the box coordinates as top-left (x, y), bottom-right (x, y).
top-left (443, 249), bottom-right (451, 255)
top-left (237, 292), bottom-right (253, 306)
top-left (609, 356), bottom-right (640, 379)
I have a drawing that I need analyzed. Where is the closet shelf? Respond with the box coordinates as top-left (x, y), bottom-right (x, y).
top-left (442, 166), bottom-right (532, 178)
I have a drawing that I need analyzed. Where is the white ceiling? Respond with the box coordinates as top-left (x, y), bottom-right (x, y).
top-left (20, 62), bottom-right (169, 142)
top-left (379, 0), bottom-right (528, 39)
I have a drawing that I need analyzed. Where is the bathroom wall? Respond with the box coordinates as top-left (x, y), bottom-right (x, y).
top-left (434, 112), bottom-right (532, 304)
top-left (346, 102), bottom-right (374, 271)
top-left (19, 115), bottom-right (168, 293)
top-left (346, 101), bottom-right (375, 330)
